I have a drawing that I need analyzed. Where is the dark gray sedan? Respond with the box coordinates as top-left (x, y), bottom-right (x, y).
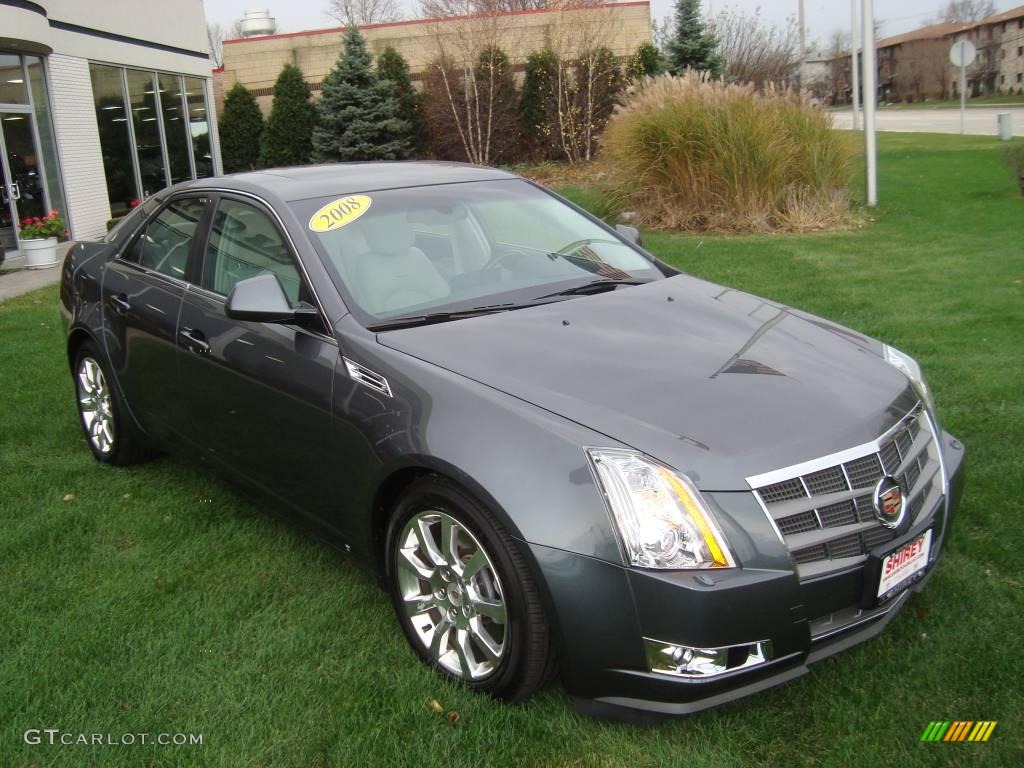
top-left (59, 163), bottom-right (965, 721)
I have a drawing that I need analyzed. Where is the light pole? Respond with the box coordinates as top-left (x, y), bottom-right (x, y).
top-left (861, 0), bottom-right (877, 206)
top-left (798, 0), bottom-right (806, 93)
top-left (850, 0), bottom-right (860, 130)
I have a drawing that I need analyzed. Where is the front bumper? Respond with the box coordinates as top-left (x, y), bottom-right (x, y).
top-left (534, 431), bottom-right (965, 722)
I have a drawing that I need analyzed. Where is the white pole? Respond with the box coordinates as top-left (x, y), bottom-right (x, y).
top-left (861, 0), bottom-right (877, 206)
top-left (798, 0), bottom-right (806, 93)
top-left (959, 41), bottom-right (967, 134)
top-left (851, 0), bottom-right (860, 130)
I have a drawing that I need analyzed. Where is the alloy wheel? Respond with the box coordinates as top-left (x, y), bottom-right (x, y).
top-left (77, 357), bottom-right (115, 455)
top-left (395, 510), bottom-right (508, 680)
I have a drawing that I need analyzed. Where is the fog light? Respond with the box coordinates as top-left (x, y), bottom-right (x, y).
top-left (644, 637), bottom-right (773, 679)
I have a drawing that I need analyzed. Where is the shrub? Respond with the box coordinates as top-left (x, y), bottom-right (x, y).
top-left (421, 48), bottom-right (520, 165)
top-left (219, 83), bottom-right (264, 172)
top-left (377, 46), bottom-right (426, 156)
top-left (312, 27), bottom-right (412, 162)
top-left (259, 64), bottom-right (317, 168)
top-left (602, 72), bottom-right (852, 232)
top-left (520, 49), bottom-right (558, 159)
top-left (1004, 142), bottom-right (1024, 196)
top-left (626, 41), bottom-right (665, 82)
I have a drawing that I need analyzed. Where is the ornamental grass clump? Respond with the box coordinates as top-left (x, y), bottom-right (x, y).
top-left (602, 72), bottom-right (853, 232)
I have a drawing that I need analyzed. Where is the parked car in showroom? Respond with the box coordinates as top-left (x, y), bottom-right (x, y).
top-left (59, 163), bottom-right (965, 721)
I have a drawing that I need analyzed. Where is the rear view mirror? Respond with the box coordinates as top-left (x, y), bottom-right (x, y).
top-left (225, 273), bottom-right (317, 323)
top-left (615, 224), bottom-right (643, 247)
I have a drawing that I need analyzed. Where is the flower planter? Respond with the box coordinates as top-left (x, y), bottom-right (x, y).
top-left (21, 236), bottom-right (59, 269)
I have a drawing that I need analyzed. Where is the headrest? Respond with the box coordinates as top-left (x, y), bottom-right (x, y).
top-left (362, 212), bottom-right (414, 256)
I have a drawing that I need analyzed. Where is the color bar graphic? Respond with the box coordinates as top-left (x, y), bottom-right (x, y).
top-left (920, 721), bottom-right (996, 742)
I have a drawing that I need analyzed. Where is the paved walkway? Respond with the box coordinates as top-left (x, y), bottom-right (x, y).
top-left (833, 106), bottom-right (1024, 136)
top-left (0, 243), bottom-right (72, 302)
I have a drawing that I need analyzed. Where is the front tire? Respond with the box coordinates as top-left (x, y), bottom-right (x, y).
top-left (73, 343), bottom-right (152, 465)
top-left (386, 476), bottom-right (553, 702)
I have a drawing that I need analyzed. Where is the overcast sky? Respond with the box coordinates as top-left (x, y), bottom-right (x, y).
top-left (202, 0), bottom-right (1023, 48)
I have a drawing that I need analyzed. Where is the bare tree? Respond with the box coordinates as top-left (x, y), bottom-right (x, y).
top-left (712, 7), bottom-right (800, 89)
top-left (420, 0), bottom-right (523, 165)
top-left (827, 30), bottom-right (850, 103)
top-left (327, 0), bottom-right (402, 27)
top-left (207, 20), bottom-right (246, 67)
top-left (543, 0), bottom-right (623, 164)
top-left (941, 0), bottom-right (996, 22)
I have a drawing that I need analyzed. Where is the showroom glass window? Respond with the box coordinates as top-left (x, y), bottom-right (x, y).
top-left (89, 64), bottom-right (136, 216)
top-left (184, 77), bottom-right (213, 178)
top-left (125, 69), bottom-right (165, 198)
top-left (25, 56), bottom-right (66, 219)
top-left (89, 64), bottom-right (216, 217)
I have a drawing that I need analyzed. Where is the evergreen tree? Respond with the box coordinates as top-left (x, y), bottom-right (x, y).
top-left (626, 41), bottom-right (665, 82)
top-left (377, 46), bottom-right (426, 156)
top-left (520, 49), bottom-right (557, 158)
top-left (219, 83), bottom-right (264, 172)
top-left (312, 27), bottom-right (411, 162)
top-left (259, 64), bottom-right (317, 167)
top-left (665, 0), bottom-right (722, 77)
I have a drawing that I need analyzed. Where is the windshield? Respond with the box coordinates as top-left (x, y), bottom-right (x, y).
top-left (292, 179), bottom-right (661, 322)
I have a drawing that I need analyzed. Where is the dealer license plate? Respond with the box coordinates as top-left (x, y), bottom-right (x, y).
top-left (877, 529), bottom-right (932, 600)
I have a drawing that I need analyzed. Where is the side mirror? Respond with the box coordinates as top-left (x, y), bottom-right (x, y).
top-left (615, 224), bottom-right (643, 247)
top-left (225, 272), bottom-right (317, 323)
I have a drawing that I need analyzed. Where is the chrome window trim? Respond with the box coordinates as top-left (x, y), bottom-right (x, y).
top-left (744, 403), bottom-right (923, 489)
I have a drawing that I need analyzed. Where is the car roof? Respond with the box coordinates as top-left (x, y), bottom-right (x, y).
top-left (180, 161), bottom-right (518, 202)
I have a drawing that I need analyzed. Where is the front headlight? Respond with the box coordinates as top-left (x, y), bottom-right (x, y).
top-left (883, 344), bottom-right (936, 415)
top-left (586, 448), bottom-right (735, 569)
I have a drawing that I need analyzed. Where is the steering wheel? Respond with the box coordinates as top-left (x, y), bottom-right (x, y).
top-left (480, 246), bottom-right (532, 272)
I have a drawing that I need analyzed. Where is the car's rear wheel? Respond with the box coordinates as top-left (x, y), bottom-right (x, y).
top-left (387, 476), bottom-right (553, 701)
top-left (73, 343), bottom-right (152, 465)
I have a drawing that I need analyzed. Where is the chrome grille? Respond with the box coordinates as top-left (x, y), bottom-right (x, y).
top-left (749, 403), bottom-right (945, 578)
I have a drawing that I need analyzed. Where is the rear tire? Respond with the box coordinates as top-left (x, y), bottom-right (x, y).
top-left (73, 343), bottom-right (153, 465)
top-left (386, 476), bottom-right (554, 702)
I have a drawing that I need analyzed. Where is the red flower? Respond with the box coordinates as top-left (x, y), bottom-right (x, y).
top-left (50, 210), bottom-right (58, 216)
top-left (20, 217), bottom-right (31, 225)
top-left (32, 217), bottom-right (41, 223)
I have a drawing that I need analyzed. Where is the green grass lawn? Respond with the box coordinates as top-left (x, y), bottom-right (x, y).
top-left (2, 133), bottom-right (1023, 767)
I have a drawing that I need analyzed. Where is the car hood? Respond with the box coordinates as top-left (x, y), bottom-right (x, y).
top-left (377, 275), bottom-right (918, 490)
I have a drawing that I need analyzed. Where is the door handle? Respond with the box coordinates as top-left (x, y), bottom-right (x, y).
top-left (109, 294), bottom-right (131, 314)
top-left (179, 327), bottom-right (211, 353)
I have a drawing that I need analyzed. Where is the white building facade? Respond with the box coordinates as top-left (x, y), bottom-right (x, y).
top-left (0, 0), bottom-right (221, 258)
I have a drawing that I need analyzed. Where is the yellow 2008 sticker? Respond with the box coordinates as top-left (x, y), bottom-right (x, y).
top-left (308, 195), bottom-right (372, 233)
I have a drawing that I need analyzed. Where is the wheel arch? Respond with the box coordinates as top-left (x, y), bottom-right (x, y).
top-left (66, 326), bottom-right (100, 372)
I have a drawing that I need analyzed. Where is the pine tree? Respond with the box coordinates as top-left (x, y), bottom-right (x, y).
top-left (259, 64), bottom-right (317, 167)
top-left (626, 41), bottom-right (665, 82)
top-left (312, 27), bottom-right (412, 163)
top-left (520, 48), bottom-right (557, 158)
top-left (219, 83), bottom-right (264, 172)
top-left (377, 46), bottom-right (426, 156)
top-left (666, 0), bottom-right (722, 77)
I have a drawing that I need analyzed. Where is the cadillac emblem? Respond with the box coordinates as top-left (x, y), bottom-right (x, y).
top-left (873, 476), bottom-right (906, 529)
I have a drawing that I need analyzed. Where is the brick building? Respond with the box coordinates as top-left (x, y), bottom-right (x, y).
top-left (213, 1), bottom-right (653, 115)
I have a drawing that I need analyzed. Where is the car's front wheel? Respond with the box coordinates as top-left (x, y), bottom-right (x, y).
top-left (73, 343), bottom-right (152, 465)
top-left (387, 476), bottom-right (554, 701)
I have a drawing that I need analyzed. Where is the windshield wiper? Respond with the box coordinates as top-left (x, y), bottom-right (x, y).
top-left (534, 279), bottom-right (647, 301)
top-left (367, 303), bottom-right (530, 331)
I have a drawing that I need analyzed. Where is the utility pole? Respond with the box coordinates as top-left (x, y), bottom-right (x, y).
top-left (861, 0), bottom-right (877, 206)
top-left (798, 0), bottom-right (806, 93)
top-left (850, 0), bottom-right (860, 130)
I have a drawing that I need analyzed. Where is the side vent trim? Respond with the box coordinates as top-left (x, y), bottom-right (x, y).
top-left (343, 357), bottom-right (393, 398)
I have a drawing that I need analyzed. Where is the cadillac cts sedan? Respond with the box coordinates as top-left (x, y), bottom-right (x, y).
top-left (59, 163), bottom-right (965, 721)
